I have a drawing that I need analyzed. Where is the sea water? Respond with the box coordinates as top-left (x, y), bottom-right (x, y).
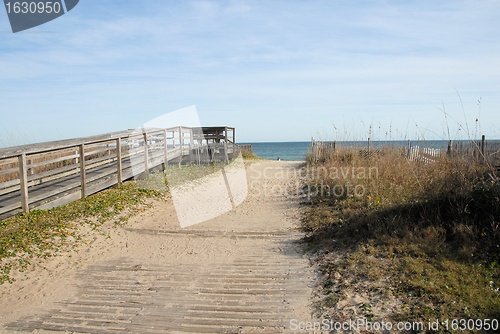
top-left (242, 142), bottom-right (310, 161)
top-left (241, 140), bottom-right (500, 161)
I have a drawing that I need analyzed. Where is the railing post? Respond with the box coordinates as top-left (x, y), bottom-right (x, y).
top-left (189, 128), bottom-right (194, 149)
top-left (18, 153), bottom-right (29, 213)
top-left (224, 141), bottom-right (229, 164)
top-left (164, 129), bottom-right (168, 167)
top-left (143, 132), bottom-right (149, 174)
top-left (116, 138), bottom-right (122, 185)
top-left (189, 128), bottom-right (194, 165)
top-left (232, 129), bottom-right (236, 158)
top-left (179, 127), bottom-right (183, 167)
top-left (79, 144), bottom-right (86, 198)
top-left (179, 127), bottom-right (183, 154)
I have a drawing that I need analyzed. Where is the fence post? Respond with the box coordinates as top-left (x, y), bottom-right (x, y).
top-left (18, 153), bottom-right (29, 213)
top-left (116, 138), bottom-right (122, 185)
top-left (481, 135), bottom-right (486, 160)
top-left (79, 144), bottom-right (86, 198)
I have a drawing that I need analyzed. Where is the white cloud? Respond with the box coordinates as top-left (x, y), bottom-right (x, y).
top-left (1, 0), bottom-right (499, 146)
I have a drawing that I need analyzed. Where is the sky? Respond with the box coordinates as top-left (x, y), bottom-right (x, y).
top-left (1, 0), bottom-right (499, 147)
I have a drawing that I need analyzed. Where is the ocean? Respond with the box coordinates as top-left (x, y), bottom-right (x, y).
top-left (241, 140), bottom-right (500, 161)
top-left (243, 142), bottom-right (310, 161)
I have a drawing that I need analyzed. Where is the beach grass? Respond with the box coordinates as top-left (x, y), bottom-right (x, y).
top-left (241, 150), bottom-right (261, 160)
top-left (302, 145), bottom-right (500, 323)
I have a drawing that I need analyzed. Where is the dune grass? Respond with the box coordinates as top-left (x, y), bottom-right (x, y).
top-left (241, 151), bottom-right (261, 160)
top-left (302, 146), bottom-right (500, 324)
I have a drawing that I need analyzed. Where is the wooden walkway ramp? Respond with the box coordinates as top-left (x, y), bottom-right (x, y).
top-left (0, 127), bottom-right (238, 220)
top-left (7, 231), bottom-right (311, 333)
top-left (3, 160), bottom-right (315, 333)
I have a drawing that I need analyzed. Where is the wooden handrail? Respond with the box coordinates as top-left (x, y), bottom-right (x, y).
top-left (0, 127), bottom-right (190, 159)
top-left (0, 126), bottom-right (240, 220)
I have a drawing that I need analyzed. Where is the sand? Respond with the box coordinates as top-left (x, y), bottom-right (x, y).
top-left (0, 160), bottom-right (318, 333)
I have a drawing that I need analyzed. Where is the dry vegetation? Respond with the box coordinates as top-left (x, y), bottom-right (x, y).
top-left (303, 146), bottom-right (500, 328)
top-left (240, 146), bottom-right (260, 160)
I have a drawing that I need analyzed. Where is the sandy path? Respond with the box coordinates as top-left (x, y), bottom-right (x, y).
top-left (0, 160), bottom-right (316, 333)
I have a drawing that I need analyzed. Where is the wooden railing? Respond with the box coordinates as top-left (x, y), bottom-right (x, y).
top-left (0, 127), bottom-right (239, 220)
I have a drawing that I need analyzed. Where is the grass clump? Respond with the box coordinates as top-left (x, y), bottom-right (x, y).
top-left (240, 146), bottom-right (260, 160)
top-left (0, 182), bottom-right (164, 284)
top-left (303, 146), bottom-right (500, 324)
top-left (242, 151), bottom-right (260, 160)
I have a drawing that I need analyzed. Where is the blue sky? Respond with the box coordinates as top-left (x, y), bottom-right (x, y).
top-left (1, 0), bottom-right (499, 146)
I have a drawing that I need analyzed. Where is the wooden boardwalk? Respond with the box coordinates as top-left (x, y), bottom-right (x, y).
top-left (2, 160), bottom-right (315, 333)
top-left (6, 231), bottom-right (311, 333)
top-left (0, 127), bottom-right (238, 220)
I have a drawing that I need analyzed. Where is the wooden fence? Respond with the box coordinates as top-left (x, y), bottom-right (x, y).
top-left (310, 136), bottom-right (500, 166)
top-left (408, 146), bottom-right (442, 164)
top-left (0, 126), bottom-right (238, 220)
top-left (309, 140), bottom-right (336, 162)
